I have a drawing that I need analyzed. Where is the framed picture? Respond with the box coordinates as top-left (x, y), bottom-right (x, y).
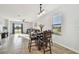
top-left (52, 13), bottom-right (62, 35)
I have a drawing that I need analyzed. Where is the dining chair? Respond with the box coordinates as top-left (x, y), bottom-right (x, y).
top-left (42, 30), bottom-right (52, 54)
top-left (28, 31), bottom-right (37, 52)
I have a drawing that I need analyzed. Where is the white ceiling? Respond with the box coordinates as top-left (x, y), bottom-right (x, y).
top-left (0, 4), bottom-right (61, 22)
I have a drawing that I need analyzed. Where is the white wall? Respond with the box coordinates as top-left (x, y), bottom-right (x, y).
top-left (23, 22), bottom-right (33, 33)
top-left (0, 17), bottom-right (9, 33)
top-left (0, 17), bottom-right (5, 33)
top-left (34, 12), bottom-right (53, 31)
top-left (35, 4), bottom-right (79, 53)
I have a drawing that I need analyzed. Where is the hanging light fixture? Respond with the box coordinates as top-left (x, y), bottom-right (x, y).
top-left (38, 4), bottom-right (45, 17)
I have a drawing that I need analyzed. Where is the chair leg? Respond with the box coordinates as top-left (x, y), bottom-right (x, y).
top-left (43, 46), bottom-right (45, 54)
top-left (28, 40), bottom-right (32, 52)
top-left (51, 40), bottom-right (53, 46)
top-left (49, 41), bottom-right (52, 54)
top-left (50, 46), bottom-right (52, 54)
top-left (42, 43), bottom-right (46, 54)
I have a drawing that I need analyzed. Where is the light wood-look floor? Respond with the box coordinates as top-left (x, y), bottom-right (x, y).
top-left (0, 34), bottom-right (77, 54)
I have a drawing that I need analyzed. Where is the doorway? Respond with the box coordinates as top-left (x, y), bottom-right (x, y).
top-left (12, 23), bottom-right (23, 34)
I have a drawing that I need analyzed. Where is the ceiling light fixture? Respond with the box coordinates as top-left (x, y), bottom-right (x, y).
top-left (38, 4), bottom-right (45, 17)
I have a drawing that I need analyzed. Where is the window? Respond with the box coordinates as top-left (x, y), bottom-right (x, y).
top-left (52, 13), bottom-right (62, 35)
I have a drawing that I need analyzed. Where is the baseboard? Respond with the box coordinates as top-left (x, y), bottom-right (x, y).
top-left (54, 41), bottom-right (79, 53)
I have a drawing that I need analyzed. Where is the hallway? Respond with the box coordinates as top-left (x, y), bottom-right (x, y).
top-left (0, 4), bottom-right (79, 54)
top-left (0, 34), bottom-right (77, 54)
